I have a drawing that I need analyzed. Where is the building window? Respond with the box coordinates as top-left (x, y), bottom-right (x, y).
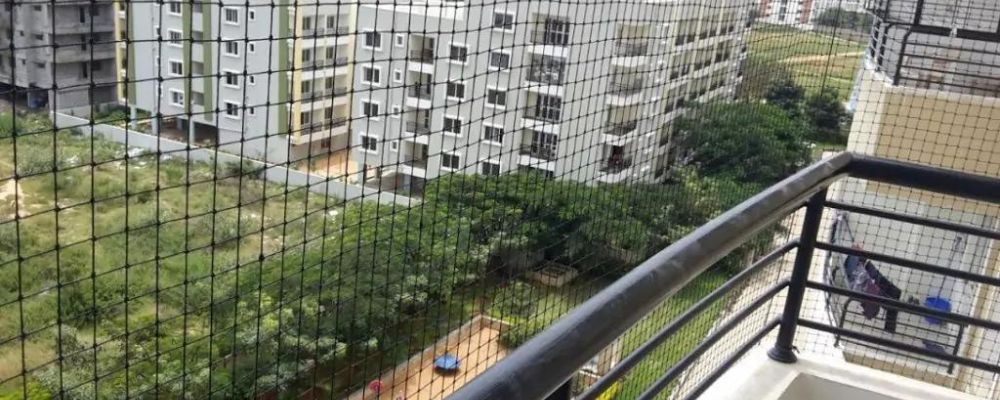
top-left (441, 153), bottom-right (461, 170)
top-left (224, 40), bottom-right (240, 56)
top-left (390, 141), bottom-right (399, 152)
top-left (535, 94), bottom-right (562, 121)
top-left (361, 66), bottom-right (381, 85)
top-left (168, 60), bottom-right (183, 76)
top-left (247, 106), bottom-right (256, 116)
top-left (302, 15), bottom-right (314, 31)
top-left (446, 81), bottom-right (465, 100)
top-left (361, 135), bottom-right (377, 152)
top-left (393, 69), bottom-right (402, 83)
top-left (223, 7), bottom-right (239, 24)
top-left (391, 105), bottom-right (401, 118)
top-left (169, 89), bottom-right (184, 106)
top-left (492, 12), bottom-right (514, 31)
top-left (191, 61), bottom-right (204, 75)
top-left (483, 125), bottom-right (504, 144)
top-left (486, 88), bottom-right (507, 108)
top-left (223, 71), bottom-right (239, 88)
top-left (448, 44), bottom-right (468, 63)
top-left (224, 101), bottom-right (240, 118)
top-left (248, 75), bottom-right (256, 85)
top-left (248, 42), bottom-right (256, 53)
top-left (443, 116), bottom-right (462, 135)
top-left (481, 161), bottom-right (501, 176)
top-left (361, 100), bottom-right (380, 118)
top-left (489, 51), bottom-right (510, 69)
top-left (395, 34), bottom-right (405, 47)
top-left (167, 2), bottom-right (182, 15)
top-left (248, 9), bottom-right (256, 21)
top-left (363, 31), bottom-right (382, 49)
top-left (167, 30), bottom-right (183, 46)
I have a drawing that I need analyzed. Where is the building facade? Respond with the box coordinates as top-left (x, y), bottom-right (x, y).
top-left (351, 0), bottom-right (754, 193)
top-left (0, 0), bottom-right (117, 114)
top-left (837, 0), bottom-right (1000, 392)
top-left (116, 0), bottom-right (356, 164)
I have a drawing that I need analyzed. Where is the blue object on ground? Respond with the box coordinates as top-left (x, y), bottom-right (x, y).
top-left (433, 353), bottom-right (460, 371)
top-left (924, 296), bottom-right (952, 325)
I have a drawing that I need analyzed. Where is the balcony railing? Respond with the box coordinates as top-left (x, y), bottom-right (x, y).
top-left (407, 84), bottom-right (432, 100)
top-left (607, 81), bottom-right (644, 96)
top-left (530, 28), bottom-right (570, 46)
top-left (301, 86), bottom-right (349, 100)
top-left (302, 57), bottom-right (349, 70)
top-left (613, 41), bottom-right (648, 57)
top-left (520, 144), bottom-right (557, 161)
top-left (599, 157), bottom-right (632, 173)
top-left (604, 121), bottom-right (638, 136)
top-left (409, 48), bottom-right (435, 64)
top-left (404, 120), bottom-right (431, 135)
top-left (302, 117), bottom-right (348, 133)
top-left (527, 66), bottom-right (565, 85)
top-left (451, 153), bottom-right (1000, 400)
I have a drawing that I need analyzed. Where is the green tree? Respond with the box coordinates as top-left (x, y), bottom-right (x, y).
top-left (738, 57), bottom-right (796, 101)
top-left (804, 87), bottom-right (848, 142)
top-left (765, 74), bottom-right (806, 116)
top-left (674, 102), bottom-right (811, 184)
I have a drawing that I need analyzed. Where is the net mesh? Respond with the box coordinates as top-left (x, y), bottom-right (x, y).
top-left (0, 0), bottom-right (997, 398)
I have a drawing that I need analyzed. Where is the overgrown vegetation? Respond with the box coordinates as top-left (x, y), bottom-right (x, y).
top-left (0, 94), bottom-right (817, 398)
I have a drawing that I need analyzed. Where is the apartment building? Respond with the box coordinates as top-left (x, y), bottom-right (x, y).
top-left (351, 0), bottom-right (754, 193)
top-left (758, 0), bottom-right (813, 27)
top-left (835, 0), bottom-right (1000, 391)
top-left (0, 0), bottom-right (117, 114)
top-left (116, 1), bottom-right (355, 164)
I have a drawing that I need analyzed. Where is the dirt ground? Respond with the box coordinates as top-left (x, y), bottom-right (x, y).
top-left (372, 326), bottom-right (508, 400)
top-left (300, 149), bottom-right (358, 183)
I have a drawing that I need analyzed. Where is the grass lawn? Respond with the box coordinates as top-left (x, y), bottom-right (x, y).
top-left (749, 24), bottom-right (866, 101)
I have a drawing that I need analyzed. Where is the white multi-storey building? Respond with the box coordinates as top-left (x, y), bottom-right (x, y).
top-left (758, 0), bottom-right (812, 27)
top-left (351, 0), bottom-right (754, 193)
top-left (116, 1), bottom-right (356, 164)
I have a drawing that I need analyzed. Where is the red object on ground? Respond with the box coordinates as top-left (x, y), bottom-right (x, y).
top-left (368, 380), bottom-right (384, 394)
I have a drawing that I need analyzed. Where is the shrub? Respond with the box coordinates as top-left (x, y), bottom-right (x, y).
top-left (499, 319), bottom-right (547, 348)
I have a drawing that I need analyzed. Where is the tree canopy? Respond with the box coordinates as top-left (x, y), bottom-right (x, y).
top-left (674, 101), bottom-right (812, 184)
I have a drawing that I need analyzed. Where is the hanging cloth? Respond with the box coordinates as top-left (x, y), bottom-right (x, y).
top-left (864, 261), bottom-right (903, 332)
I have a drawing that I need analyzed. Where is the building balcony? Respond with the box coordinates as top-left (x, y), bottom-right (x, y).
top-left (449, 152), bottom-right (1000, 400)
top-left (409, 49), bottom-right (435, 65)
top-left (407, 85), bottom-right (433, 101)
top-left (404, 120), bottom-right (431, 136)
top-left (55, 44), bottom-right (116, 62)
top-left (604, 121), bottom-right (638, 136)
top-left (519, 144), bottom-right (557, 161)
top-left (526, 66), bottom-right (565, 86)
top-left (403, 157), bottom-right (428, 170)
top-left (530, 29), bottom-right (570, 47)
top-left (302, 57), bottom-right (349, 71)
top-left (301, 86), bottom-right (349, 102)
top-left (613, 41), bottom-right (647, 57)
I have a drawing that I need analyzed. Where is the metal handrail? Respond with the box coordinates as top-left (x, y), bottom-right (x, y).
top-left (450, 152), bottom-right (1000, 400)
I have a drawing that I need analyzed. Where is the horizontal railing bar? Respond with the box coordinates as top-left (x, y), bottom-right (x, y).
top-left (824, 200), bottom-right (1000, 240)
top-left (680, 319), bottom-right (783, 400)
top-left (838, 305), bottom-right (965, 339)
top-left (816, 242), bottom-right (1000, 287)
top-left (449, 154), bottom-right (853, 400)
top-left (636, 282), bottom-right (789, 400)
top-left (579, 240), bottom-right (798, 400)
top-left (798, 319), bottom-right (1000, 374)
top-left (847, 155), bottom-right (1000, 204)
top-left (807, 281), bottom-right (1000, 330)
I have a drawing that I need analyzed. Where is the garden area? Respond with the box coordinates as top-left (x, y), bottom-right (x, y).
top-left (746, 23), bottom-right (866, 101)
top-left (0, 57), bottom-right (846, 399)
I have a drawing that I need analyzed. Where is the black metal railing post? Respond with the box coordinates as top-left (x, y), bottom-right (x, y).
top-left (768, 189), bottom-right (827, 363)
